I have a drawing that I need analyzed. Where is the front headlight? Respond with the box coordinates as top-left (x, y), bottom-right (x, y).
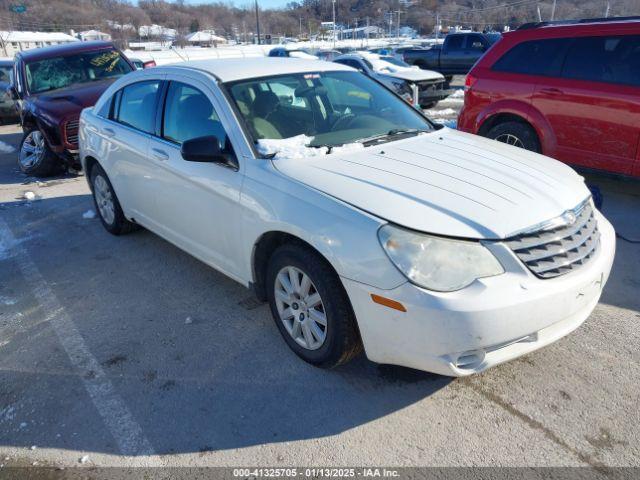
top-left (378, 224), bottom-right (504, 292)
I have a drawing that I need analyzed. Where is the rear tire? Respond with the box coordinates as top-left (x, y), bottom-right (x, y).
top-left (18, 128), bottom-right (60, 177)
top-left (90, 163), bottom-right (138, 236)
top-left (486, 121), bottom-right (541, 153)
top-left (266, 243), bottom-right (362, 368)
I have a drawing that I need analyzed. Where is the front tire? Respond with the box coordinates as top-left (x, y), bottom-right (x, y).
top-left (90, 163), bottom-right (138, 236)
top-left (486, 121), bottom-right (541, 153)
top-left (18, 128), bottom-right (59, 177)
top-left (266, 243), bottom-right (362, 368)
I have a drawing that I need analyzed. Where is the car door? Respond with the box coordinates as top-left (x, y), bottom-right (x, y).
top-left (440, 35), bottom-right (466, 73)
top-left (532, 35), bottom-right (640, 175)
top-left (145, 74), bottom-right (245, 279)
top-left (98, 78), bottom-right (164, 223)
top-left (462, 34), bottom-right (489, 70)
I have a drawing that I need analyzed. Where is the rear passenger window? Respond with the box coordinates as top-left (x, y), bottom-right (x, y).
top-left (492, 38), bottom-right (570, 77)
top-left (162, 82), bottom-right (230, 150)
top-left (115, 81), bottom-right (160, 134)
top-left (562, 35), bottom-right (640, 87)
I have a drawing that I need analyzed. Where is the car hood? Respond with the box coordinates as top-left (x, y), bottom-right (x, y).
top-left (30, 79), bottom-right (115, 121)
top-left (272, 128), bottom-right (590, 240)
top-left (379, 67), bottom-right (443, 82)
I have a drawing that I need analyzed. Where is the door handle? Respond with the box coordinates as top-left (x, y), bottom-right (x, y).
top-left (151, 148), bottom-right (169, 161)
top-left (102, 127), bottom-right (116, 137)
top-left (540, 88), bottom-right (563, 96)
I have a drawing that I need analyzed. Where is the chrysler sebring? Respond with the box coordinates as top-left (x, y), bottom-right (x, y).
top-left (79, 58), bottom-right (615, 376)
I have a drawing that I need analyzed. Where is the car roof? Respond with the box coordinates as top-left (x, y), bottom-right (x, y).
top-left (16, 41), bottom-right (116, 62)
top-left (169, 57), bottom-right (353, 82)
top-left (506, 17), bottom-right (640, 39)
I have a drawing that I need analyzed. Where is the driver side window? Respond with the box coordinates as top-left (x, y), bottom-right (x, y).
top-left (162, 81), bottom-right (231, 153)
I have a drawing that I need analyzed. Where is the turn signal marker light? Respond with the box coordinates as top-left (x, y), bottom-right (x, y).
top-left (371, 294), bottom-right (407, 312)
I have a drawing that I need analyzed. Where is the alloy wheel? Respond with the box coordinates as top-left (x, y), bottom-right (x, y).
top-left (274, 266), bottom-right (327, 350)
top-left (93, 175), bottom-right (115, 225)
top-left (495, 133), bottom-right (525, 149)
top-left (19, 130), bottom-right (45, 169)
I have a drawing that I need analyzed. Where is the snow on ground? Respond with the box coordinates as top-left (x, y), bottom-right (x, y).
top-left (82, 210), bottom-right (96, 219)
top-left (0, 141), bottom-right (15, 154)
top-left (124, 38), bottom-right (442, 66)
top-left (432, 118), bottom-right (458, 129)
top-left (425, 107), bottom-right (457, 117)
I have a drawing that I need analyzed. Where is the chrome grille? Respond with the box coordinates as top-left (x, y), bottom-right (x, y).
top-left (64, 118), bottom-right (79, 147)
top-left (505, 200), bottom-right (600, 279)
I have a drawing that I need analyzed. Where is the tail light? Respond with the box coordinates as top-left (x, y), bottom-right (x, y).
top-left (465, 73), bottom-right (478, 92)
top-left (143, 60), bottom-right (157, 69)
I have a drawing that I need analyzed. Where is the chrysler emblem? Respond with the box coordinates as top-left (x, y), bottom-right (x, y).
top-left (562, 210), bottom-right (577, 225)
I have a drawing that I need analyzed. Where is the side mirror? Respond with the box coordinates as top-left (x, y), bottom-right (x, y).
top-left (181, 135), bottom-right (235, 167)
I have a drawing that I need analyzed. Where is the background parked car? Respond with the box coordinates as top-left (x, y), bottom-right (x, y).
top-left (403, 32), bottom-right (501, 80)
top-left (268, 47), bottom-right (318, 59)
top-left (129, 57), bottom-right (157, 70)
top-left (334, 52), bottom-right (450, 108)
top-left (458, 17), bottom-right (640, 178)
top-left (0, 57), bottom-right (19, 124)
top-left (9, 41), bottom-right (134, 176)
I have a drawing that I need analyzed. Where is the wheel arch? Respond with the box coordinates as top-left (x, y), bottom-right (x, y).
top-left (251, 230), bottom-right (342, 302)
top-left (476, 101), bottom-right (557, 155)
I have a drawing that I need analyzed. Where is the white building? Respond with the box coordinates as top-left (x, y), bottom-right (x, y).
top-left (139, 24), bottom-right (176, 41)
top-left (185, 30), bottom-right (226, 47)
top-left (78, 30), bottom-right (112, 42)
top-left (0, 31), bottom-right (79, 57)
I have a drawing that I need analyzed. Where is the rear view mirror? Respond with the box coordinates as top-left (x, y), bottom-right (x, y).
top-left (181, 136), bottom-right (235, 168)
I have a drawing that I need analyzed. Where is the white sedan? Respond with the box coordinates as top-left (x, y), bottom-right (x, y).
top-left (79, 58), bottom-right (615, 376)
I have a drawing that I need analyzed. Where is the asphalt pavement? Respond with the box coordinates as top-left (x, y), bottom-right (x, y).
top-left (0, 120), bottom-right (638, 471)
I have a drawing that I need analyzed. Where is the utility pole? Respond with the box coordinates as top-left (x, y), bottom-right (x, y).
top-left (299, 17), bottom-right (302, 38)
top-left (605, 1), bottom-right (610, 17)
top-left (332, 0), bottom-right (337, 47)
top-left (537, 5), bottom-right (542, 22)
top-left (551, 0), bottom-right (557, 20)
top-left (435, 13), bottom-right (439, 40)
top-left (395, 10), bottom-right (402, 41)
top-left (254, 0), bottom-right (261, 44)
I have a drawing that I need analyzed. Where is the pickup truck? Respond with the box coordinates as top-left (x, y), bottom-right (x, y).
top-left (403, 33), bottom-right (501, 79)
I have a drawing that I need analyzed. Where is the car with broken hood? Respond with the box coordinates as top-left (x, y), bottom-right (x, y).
top-left (9, 41), bottom-right (134, 176)
top-left (79, 58), bottom-right (615, 376)
top-left (334, 52), bottom-right (451, 108)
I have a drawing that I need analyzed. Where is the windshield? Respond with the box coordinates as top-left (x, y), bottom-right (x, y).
top-left (379, 56), bottom-right (410, 67)
top-left (25, 49), bottom-right (132, 94)
top-left (226, 71), bottom-right (434, 151)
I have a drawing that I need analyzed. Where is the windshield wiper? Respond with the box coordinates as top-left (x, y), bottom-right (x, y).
top-left (357, 128), bottom-right (428, 146)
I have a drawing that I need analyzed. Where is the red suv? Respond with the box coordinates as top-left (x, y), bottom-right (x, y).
top-left (458, 17), bottom-right (640, 178)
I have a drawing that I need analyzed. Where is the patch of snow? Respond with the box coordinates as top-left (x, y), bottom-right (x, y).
top-left (0, 296), bottom-right (16, 306)
top-left (0, 141), bottom-right (15, 154)
top-left (19, 422), bottom-right (27, 429)
top-left (82, 210), bottom-right (96, 219)
top-left (433, 118), bottom-right (457, 129)
top-left (257, 134), bottom-right (363, 160)
top-left (30, 445), bottom-right (36, 450)
top-left (425, 108), bottom-right (458, 117)
top-left (450, 89), bottom-right (464, 98)
top-left (23, 191), bottom-right (37, 201)
top-left (184, 316), bottom-right (193, 325)
top-left (79, 455), bottom-right (90, 464)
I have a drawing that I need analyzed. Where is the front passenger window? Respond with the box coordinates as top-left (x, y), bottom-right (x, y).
top-left (162, 82), bottom-right (230, 151)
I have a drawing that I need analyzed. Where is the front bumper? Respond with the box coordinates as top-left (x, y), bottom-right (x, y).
top-left (342, 210), bottom-right (616, 376)
top-left (419, 87), bottom-right (454, 105)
